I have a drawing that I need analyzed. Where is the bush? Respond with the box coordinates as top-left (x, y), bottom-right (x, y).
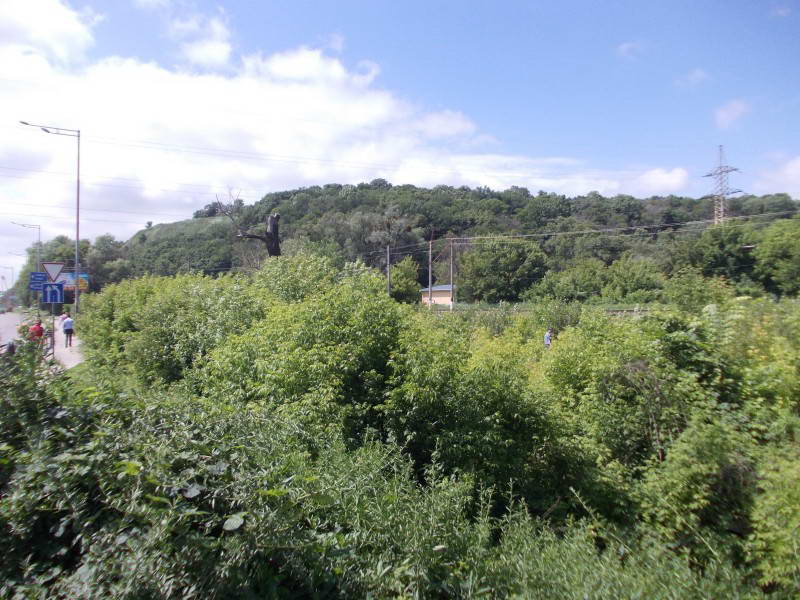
top-left (748, 447), bottom-right (800, 588)
top-left (0, 351), bottom-right (770, 599)
top-left (192, 268), bottom-right (406, 439)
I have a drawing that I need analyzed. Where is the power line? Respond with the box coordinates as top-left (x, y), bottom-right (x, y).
top-left (0, 210), bottom-right (156, 225)
top-left (0, 166), bottom-right (262, 199)
top-left (6, 200), bottom-right (195, 219)
top-left (12, 126), bottom-right (597, 183)
top-left (360, 210), bottom-right (795, 260)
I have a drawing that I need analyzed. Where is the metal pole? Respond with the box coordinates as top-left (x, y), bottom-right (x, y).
top-left (386, 245), bottom-right (391, 296)
top-left (36, 226), bottom-right (41, 314)
top-left (75, 130), bottom-right (81, 314)
top-left (19, 122), bottom-right (81, 312)
top-left (428, 239), bottom-right (433, 308)
top-left (449, 239), bottom-right (454, 311)
top-left (11, 222), bottom-right (41, 312)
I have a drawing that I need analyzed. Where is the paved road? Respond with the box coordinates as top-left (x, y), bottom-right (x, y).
top-left (0, 311), bottom-right (23, 346)
top-left (1, 310), bottom-right (84, 369)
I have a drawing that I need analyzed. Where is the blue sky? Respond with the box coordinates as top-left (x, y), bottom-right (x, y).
top-left (1, 0), bottom-right (799, 283)
top-left (87, 0), bottom-right (800, 171)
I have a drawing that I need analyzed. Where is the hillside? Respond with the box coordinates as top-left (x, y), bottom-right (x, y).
top-left (125, 216), bottom-right (233, 277)
top-left (11, 181), bottom-right (800, 305)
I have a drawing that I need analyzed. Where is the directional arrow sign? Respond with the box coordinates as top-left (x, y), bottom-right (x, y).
top-left (43, 282), bottom-right (64, 303)
top-left (42, 262), bottom-right (65, 282)
top-left (29, 272), bottom-right (47, 291)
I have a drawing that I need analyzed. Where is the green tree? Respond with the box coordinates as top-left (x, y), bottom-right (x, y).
top-left (523, 258), bottom-right (607, 302)
top-left (753, 218), bottom-right (800, 295)
top-left (601, 256), bottom-right (665, 303)
top-left (390, 256), bottom-right (420, 303)
top-left (459, 241), bottom-right (546, 303)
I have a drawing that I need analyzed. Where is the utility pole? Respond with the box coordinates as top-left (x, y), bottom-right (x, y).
top-left (20, 121), bottom-right (81, 312)
top-left (428, 238), bottom-right (433, 308)
top-left (448, 238), bottom-right (454, 311)
top-left (386, 245), bottom-right (391, 296)
top-left (704, 145), bottom-right (740, 225)
top-left (12, 222), bottom-right (41, 312)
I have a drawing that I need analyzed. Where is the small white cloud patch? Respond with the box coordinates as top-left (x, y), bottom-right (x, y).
top-left (616, 41), bottom-right (642, 59)
top-left (676, 67), bottom-right (709, 87)
top-left (715, 99), bottom-right (750, 129)
top-left (171, 14), bottom-right (232, 68)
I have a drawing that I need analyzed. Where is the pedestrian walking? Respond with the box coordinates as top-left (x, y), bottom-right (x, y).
top-left (61, 312), bottom-right (75, 348)
top-left (544, 328), bottom-right (553, 349)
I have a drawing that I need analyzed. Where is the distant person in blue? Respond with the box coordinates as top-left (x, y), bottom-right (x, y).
top-left (61, 311), bottom-right (75, 348)
top-left (544, 328), bottom-right (553, 349)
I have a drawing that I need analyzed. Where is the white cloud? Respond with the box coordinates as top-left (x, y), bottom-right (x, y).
top-left (0, 0), bottom-right (96, 63)
top-left (182, 38), bottom-right (231, 68)
top-left (171, 14), bottom-right (232, 68)
top-left (326, 33), bottom-right (345, 53)
top-left (414, 110), bottom-right (476, 139)
top-left (770, 5), bottom-right (792, 17)
top-left (676, 67), bottom-right (709, 87)
top-left (0, 1), bottom-right (694, 284)
top-left (715, 99), bottom-right (750, 129)
top-left (134, 0), bottom-right (172, 8)
top-left (616, 41), bottom-right (642, 59)
top-left (754, 156), bottom-right (800, 197)
top-left (632, 168), bottom-right (689, 195)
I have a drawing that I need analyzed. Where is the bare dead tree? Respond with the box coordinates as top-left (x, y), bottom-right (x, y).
top-left (216, 192), bottom-right (281, 257)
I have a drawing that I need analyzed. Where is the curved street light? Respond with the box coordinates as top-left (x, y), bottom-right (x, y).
top-left (19, 121), bottom-right (81, 313)
top-left (0, 266), bottom-right (15, 291)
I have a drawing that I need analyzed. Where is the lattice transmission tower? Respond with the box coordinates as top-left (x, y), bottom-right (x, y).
top-left (703, 145), bottom-right (741, 225)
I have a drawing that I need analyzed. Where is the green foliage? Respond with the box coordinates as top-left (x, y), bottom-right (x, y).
top-left (639, 415), bottom-right (757, 563)
top-left (389, 255), bottom-right (420, 303)
top-left (753, 217), bottom-right (800, 295)
top-left (749, 446), bottom-right (800, 587)
top-left (1, 338), bottom-right (769, 599)
top-left (663, 267), bottom-right (735, 311)
top-left (600, 256), bottom-right (665, 303)
top-left (248, 250), bottom-right (339, 303)
top-left (524, 258), bottom-right (607, 302)
top-left (459, 240), bottom-right (547, 302)
top-left (385, 315), bottom-right (578, 513)
top-left (79, 274), bottom-right (262, 385)
top-left (193, 267), bottom-right (404, 439)
top-left (7, 253), bottom-right (800, 597)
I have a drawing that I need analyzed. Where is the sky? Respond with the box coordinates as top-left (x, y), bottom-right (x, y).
top-left (1, 0), bottom-right (799, 287)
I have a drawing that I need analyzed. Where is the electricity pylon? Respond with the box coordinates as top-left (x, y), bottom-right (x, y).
top-left (703, 145), bottom-right (741, 225)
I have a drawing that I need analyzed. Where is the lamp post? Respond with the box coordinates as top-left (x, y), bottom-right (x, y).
top-left (12, 222), bottom-right (41, 270)
top-left (0, 266), bottom-right (14, 291)
top-left (11, 222), bottom-right (42, 312)
top-left (20, 121), bottom-right (81, 313)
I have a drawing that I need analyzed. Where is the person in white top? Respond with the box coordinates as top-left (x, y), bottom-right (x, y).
top-left (61, 311), bottom-right (75, 348)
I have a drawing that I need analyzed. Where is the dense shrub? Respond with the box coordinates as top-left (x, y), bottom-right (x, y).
top-left (36, 255), bottom-right (800, 596)
top-left (385, 315), bottom-right (579, 513)
top-left (0, 348), bottom-right (774, 599)
top-left (192, 267), bottom-right (406, 439)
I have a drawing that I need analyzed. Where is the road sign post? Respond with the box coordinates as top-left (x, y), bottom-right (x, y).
top-left (43, 282), bottom-right (64, 304)
top-left (42, 262), bottom-right (65, 283)
top-left (29, 272), bottom-right (47, 291)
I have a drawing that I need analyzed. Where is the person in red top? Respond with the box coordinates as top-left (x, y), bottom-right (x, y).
top-left (28, 319), bottom-right (44, 342)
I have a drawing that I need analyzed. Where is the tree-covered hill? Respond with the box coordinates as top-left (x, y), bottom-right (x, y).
top-left (11, 180), bottom-right (799, 305)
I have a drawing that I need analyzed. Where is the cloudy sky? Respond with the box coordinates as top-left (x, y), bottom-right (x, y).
top-left (1, 0), bottom-right (799, 286)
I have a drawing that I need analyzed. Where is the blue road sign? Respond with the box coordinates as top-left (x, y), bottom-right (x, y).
top-left (43, 282), bottom-right (64, 303)
top-left (29, 272), bottom-right (47, 291)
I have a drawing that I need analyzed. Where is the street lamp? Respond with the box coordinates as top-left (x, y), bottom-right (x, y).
top-left (20, 121), bottom-right (81, 313)
top-left (12, 222), bottom-right (42, 313)
top-left (0, 266), bottom-right (14, 291)
top-left (11, 222), bottom-right (41, 270)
